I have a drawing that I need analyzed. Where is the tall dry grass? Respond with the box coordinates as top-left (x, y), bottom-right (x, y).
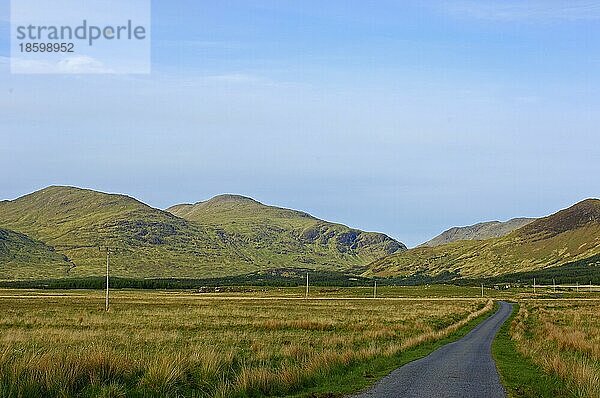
top-left (0, 290), bottom-right (489, 397)
top-left (510, 301), bottom-right (600, 398)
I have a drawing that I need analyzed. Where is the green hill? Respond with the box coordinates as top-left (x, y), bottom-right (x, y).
top-left (367, 199), bottom-right (600, 278)
top-left (0, 186), bottom-right (405, 279)
top-left (0, 228), bottom-right (72, 279)
top-left (167, 194), bottom-right (405, 264)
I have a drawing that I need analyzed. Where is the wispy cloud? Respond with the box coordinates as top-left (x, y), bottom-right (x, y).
top-left (10, 56), bottom-right (114, 74)
top-left (57, 56), bottom-right (114, 73)
top-left (437, 0), bottom-right (600, 22)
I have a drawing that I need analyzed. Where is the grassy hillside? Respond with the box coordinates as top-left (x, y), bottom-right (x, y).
top-left (421, 217), bottom-right (534, 247)
top-left (475, 253), bottom-right (600, 285)
top-left (367, 199), bottom-right (600, 278)
top-left (168, 194), bottom-right (404, 261)
top-left (0, 186), bottom-right (226, 278)
top-left (0, 187), bottom-right (405, 279)
top-left (0, 228), bottom-right (72, 279)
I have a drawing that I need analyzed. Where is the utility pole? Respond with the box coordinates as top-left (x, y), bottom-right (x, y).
top-left (576, 281), bottom-right (579, 293)
top-left (481, 283), bottom-right (484, 298)
top-left (100, 246), bottom-right (112, 312)
top-left (373, 280), bottom-right (377, 299)
top-left (105, 247), bottom-right (110, 311)
top-left (553, 278), bottom-right (556, 293)
top-left (533, 278), bottom-right (536, 295)
top-left (305, 272), bottom-right (309, 298)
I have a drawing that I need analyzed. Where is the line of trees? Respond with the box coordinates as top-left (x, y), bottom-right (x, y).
top-left (1, 255), bottom-right (597, 290)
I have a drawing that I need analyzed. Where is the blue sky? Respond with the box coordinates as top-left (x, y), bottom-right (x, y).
top-left (1, 1), bottom-right (599, 246)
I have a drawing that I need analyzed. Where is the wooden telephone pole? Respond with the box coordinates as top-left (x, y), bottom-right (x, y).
top-left (305, 272), bottom-right (309, 298)
top-left (100, 247), bottom-right (113, 311)
top-left (105, 248), bottom-right (110, 311)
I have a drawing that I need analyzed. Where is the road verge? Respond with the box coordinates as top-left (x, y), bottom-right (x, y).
top-left (492, 303), bottom-right (573, 398)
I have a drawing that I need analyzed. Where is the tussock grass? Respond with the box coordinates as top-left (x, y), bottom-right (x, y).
top-left (0, 290), bottom-right (489, 397)
top-left (510, 301), bottom-right (600, 398)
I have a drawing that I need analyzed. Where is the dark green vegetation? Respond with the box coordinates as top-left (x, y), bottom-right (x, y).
top-left (0, 278), bottom-right (487, 299)
top-left (0, 268), bottom-right (374, 290)
top-left (368, 199), bottom-right (600, 278)
top-left (472, 254), bottom-right (600, 285)
top-left (0, 186), bottom-right (404, 279)
top-left (492, 304), bottom-right (573, 398)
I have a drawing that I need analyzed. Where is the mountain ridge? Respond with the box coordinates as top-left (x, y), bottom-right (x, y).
top-left (420, 217), bottom-right (535, 247)
top-left (0, 186), bottom-right (406, 279)
top-left (1, 186), bottom-right (597, 281)
top-left (367, 198), bottom-right (600, 278)
top-left (167, 193), bottom-right (406, 262)
top-left (167, 194), bottom-right (315, 222)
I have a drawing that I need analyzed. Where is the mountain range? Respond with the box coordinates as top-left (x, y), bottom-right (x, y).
top-left (0, 186), bottom-right (405, 279)
top-left (0, 186), bottom-right (598, 281)
top-left (367, 199), bottom-right (600, 278)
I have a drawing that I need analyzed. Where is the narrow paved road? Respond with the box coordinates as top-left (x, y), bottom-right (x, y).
top-left (353, 301), bottom-right (513, 398)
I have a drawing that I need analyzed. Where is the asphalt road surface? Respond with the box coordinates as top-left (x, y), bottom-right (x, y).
top-left (353, 301), bottom-right (513, 398)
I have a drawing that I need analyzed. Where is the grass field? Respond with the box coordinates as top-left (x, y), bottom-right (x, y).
top-left (508, 300), bottom-right (600, 398)
top-left (0, 289), bottom-right (491, 397)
